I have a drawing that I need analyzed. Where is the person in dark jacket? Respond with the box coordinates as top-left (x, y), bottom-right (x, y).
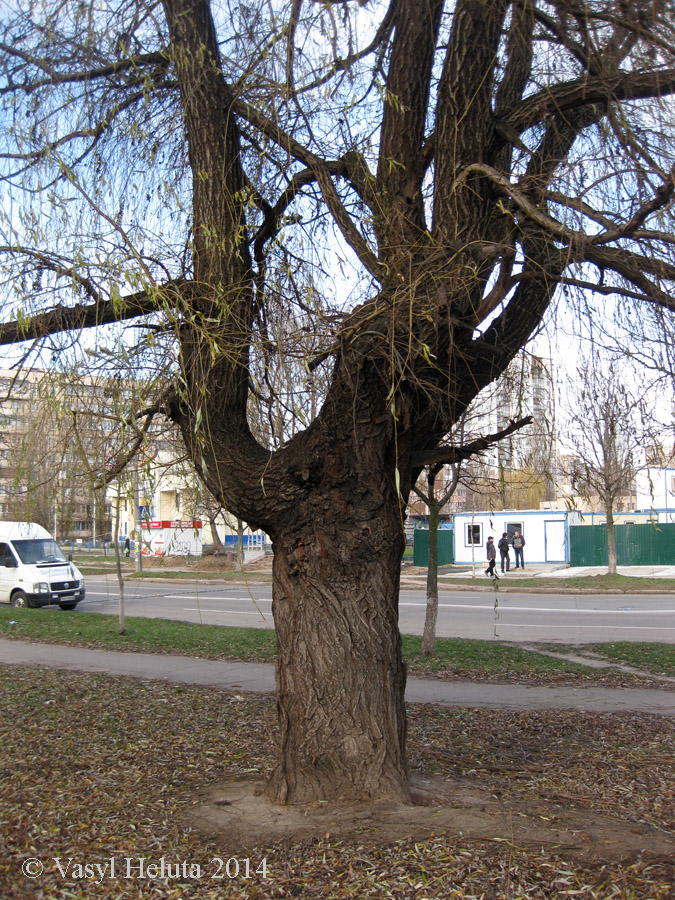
top-left (498, 533), bottom-right (510, 573)
top-left (513, 531), bottom-right (525, 568)
top-left (484, 536), bottom-right (497, 577)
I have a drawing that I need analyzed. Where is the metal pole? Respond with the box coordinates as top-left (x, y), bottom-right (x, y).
top-left (132, 461), bottom-right (143, 573)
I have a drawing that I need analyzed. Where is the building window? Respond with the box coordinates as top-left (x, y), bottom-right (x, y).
top-left (465, 523), bottom-right (482, 546)
top-left (506, 522), bottom-right (523, 542)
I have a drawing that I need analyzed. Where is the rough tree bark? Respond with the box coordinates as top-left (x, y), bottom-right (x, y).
top-left (269, 491), bottom-right (409, 802)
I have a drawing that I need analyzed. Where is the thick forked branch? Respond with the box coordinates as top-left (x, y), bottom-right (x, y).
top-left (376, 0), bottom-right (443, 207)
top-left (234, 98), bottom-right (383, 279)
top-left (433, 0), bottom-right (508, 244)
top-left (162, 0), bottom-right (249, 286)
top-left (503, 68), bottom-right (675, 135)
top-left (162, 0), bottom-right (255, 423)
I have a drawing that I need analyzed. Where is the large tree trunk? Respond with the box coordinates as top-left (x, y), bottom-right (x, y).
top-left (265, 500), bottom-right (409, 804)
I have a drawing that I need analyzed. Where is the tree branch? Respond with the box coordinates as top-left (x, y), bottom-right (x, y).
top-left (0, 280), bottom-right (186, 347)
top-left (503, 68), bottom-right (675, 136)
top-left (0, 44), bottom-right (170, 92)
top-left (233, 98), bottom-right (383, 279)
top-left (411, 416), bottom-right (533, 469)
top-left (591, 165), bottom-right (675, 246)
top-left (377, 0), bottom-right (443, 200)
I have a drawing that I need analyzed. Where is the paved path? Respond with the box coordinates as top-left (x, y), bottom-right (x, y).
top-left (1, 639), bottom-right (674, 716)
top-left (404, 563), bottom-right (675, 581)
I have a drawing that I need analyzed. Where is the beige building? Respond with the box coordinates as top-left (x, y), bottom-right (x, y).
top-left (0, 367), bottom-right (114, 541)
top-left (0, 367), bottom-right (267, 556)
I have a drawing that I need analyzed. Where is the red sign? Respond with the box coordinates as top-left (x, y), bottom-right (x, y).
top-left (145, 521), bottom-right (203, 530)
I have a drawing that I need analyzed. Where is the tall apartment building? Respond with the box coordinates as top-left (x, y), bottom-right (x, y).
top-left (410, 352), bottom-right (558, 517)
top-left (0, 367), bottom-right (118, 540)
top-left (478, 354), bottom-right (557, 472)
top-left (0, 367), bottom-right (267, 554)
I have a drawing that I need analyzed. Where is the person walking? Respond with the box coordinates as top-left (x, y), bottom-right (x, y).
top-left (498, 532), bottom-right (510, 573)
top-left (484, 535), bottom-right (498, 578)
top-left (513, 531), bottom-right (525, 569)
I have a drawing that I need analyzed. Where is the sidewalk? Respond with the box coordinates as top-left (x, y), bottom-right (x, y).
top-left (1, 639), bottom-right (674, 716)
top-left (401, 563), bottom-right (675, 584)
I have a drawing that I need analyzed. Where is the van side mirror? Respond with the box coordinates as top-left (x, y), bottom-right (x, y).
top-left (4, 556), bottom-right (17, 568)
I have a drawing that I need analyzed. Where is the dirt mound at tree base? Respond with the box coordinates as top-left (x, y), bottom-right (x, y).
top-left (184, 774), bottom-right (674, 863)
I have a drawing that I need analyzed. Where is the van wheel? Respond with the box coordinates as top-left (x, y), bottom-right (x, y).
top-left (11, 590), bottom-right (31, 609)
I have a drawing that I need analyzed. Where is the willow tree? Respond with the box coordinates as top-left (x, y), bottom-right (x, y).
top-left (2, 1), bottom-right (675, 803)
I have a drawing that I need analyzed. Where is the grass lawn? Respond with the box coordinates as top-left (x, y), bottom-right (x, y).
top-left (70, 553), bottom-right (275, 582)
top-left (1, 665), bottom-right (673, 898)
top-left (583, 641), bottom-right (675, 677)
top-left (0, 605), bottom-right (278, 661)
top-left (1, 605), bottom-right (672, 683)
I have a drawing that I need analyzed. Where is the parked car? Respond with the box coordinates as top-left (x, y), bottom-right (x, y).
top-left (0, 521), bottom-right (85, 610)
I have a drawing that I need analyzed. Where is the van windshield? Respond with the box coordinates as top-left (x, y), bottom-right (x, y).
top-left (12, 539), bottom-right (67, 565)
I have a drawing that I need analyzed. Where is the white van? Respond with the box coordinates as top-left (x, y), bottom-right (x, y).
top-left (0, 521), bottom-right (85, 610)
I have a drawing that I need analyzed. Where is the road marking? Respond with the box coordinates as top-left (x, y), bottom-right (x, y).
top-left (182, 608), bottom-right (269, 616)
top-left (84, 592), bottom-right (272, 603)
top-left (495, 624), bottom-right (675, 630)
top-left (166, 594), bottom-right (272, 602)
top-left (83, 594), bottom-right (673, 615)
top-left (400, 602), bottom-right (673, 614)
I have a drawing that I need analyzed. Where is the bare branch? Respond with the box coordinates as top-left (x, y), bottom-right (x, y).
top-left (0, 280), bottom-right (187, 347)
top-left (411, 416), bottom-right (534, 469)
top-left (233, 98), bottom-right (383, 279)
top-left (503, 68), bottom-right (675, 136)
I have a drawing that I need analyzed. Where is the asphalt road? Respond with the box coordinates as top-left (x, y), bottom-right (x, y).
top-left (74, 575), bottom-right (675, 644)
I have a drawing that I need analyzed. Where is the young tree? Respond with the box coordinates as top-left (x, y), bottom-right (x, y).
top-left (412, 463), bottom-right (459, 656)
top-left (1, 1), bottom-right (675, 804)
top-left (562, 362), bottom-right (658, 575)
top-left (411, 416), bottom-right (531, 655)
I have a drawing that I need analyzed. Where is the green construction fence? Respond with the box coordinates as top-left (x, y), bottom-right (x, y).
top-left (413, 527), bottom-right (454, 567)
top-left (569, 522), bottom-right (675, 567)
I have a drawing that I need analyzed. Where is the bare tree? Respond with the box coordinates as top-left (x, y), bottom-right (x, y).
top-left (412, 463), bottom-right (460, 656)
top-left (562, 362), bottom-right (659, 574)
top-left (1, 1), bottom-right (675, 804)
top-left (412, 416), bottom-right (531, 654)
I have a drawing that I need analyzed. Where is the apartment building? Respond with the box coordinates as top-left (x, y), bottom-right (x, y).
top-left (410, 353), bottom-right (559, 518)
top-left (0, 367), bottom-right (124, 540)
